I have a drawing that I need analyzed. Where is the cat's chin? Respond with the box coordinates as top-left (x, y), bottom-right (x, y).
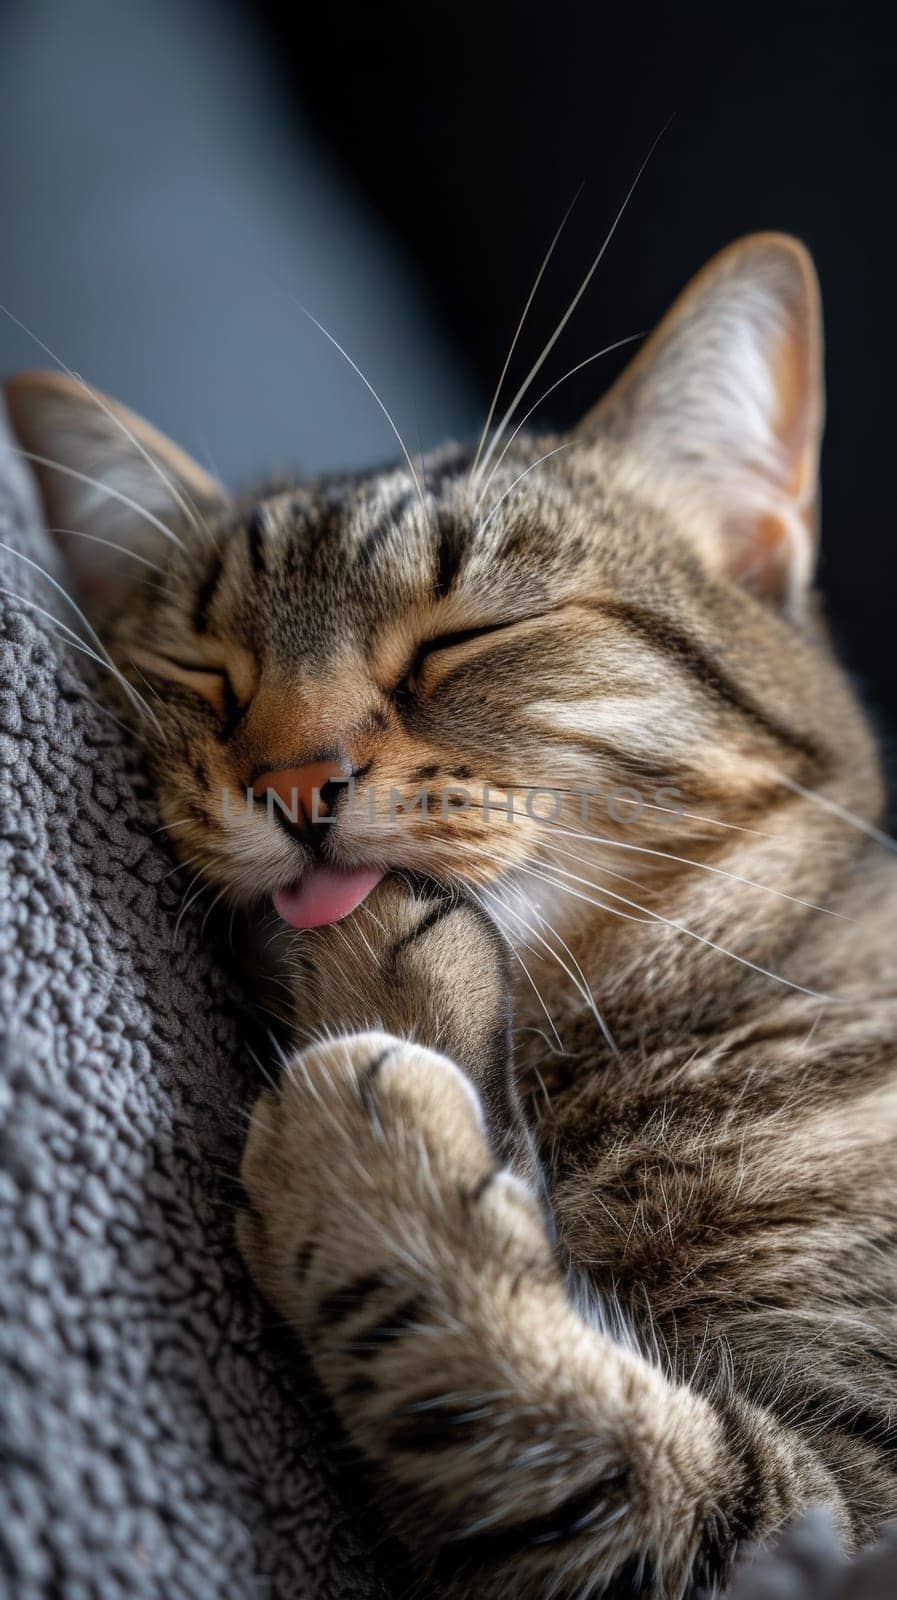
top-left (273, 865), bottom-right (384, 930)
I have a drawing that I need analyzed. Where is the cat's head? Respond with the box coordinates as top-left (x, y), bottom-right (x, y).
top-left (4, 233), bottom-right (882, 963)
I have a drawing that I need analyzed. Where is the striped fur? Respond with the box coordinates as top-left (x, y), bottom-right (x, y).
top-left (6, 233), bottom-right (897, 1596)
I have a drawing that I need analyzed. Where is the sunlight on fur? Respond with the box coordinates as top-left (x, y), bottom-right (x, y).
top-left (4, 231), bottom-right (897, 1599)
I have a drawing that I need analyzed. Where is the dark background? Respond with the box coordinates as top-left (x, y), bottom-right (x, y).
top-left (0, 0), bottom-right (893, 776)
top-left (256, 0), bottom-right (895, 765)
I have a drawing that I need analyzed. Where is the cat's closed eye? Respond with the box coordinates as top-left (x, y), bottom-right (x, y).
top-left (393, 617), bottom-right (537, 700)
top-left (131, 650), bottom-right (246, 725)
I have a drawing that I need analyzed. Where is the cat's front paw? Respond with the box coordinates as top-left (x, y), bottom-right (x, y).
top-left (237, 1028), bottom-right (526, 1335)
top-left (282, 876), bottom-right (510, 1081)
top-left (275, 876), bottom-right (534, 1168)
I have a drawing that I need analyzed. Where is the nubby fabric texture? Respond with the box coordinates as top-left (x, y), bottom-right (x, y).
top-left (0, 415), bottom-right (382, 1599)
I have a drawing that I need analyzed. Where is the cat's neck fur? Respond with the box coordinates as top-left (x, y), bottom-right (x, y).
top-left (511, 818), bottom-right (897, 1067)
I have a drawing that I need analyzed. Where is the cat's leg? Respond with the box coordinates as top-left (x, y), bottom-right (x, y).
top-left (238, 1027), bottom-right (846, 1598)
top-left (238, 885), bottom-right (848, 1598)
top-left (275, 876), bottom-right (541, 1183)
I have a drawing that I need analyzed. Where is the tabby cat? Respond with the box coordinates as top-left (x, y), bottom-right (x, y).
top-left (7, 233), bottom-right (897, 1598)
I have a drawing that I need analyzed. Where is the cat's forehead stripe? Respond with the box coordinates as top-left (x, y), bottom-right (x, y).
top-left (356, 485), bottom-right (419, 565)
top-left (433, 513), bottom-right (470, 600)
top-left (192, 552), bottom-right (223, 635)
top-left (246, 508), bottom-right (266, 576)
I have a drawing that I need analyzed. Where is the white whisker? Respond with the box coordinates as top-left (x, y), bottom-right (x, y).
top-left (173, 867), bottom-right (213, 944)
top-left (771, 770), bottom-right (897, 856)
top-left (0, 550), bottom-right (162, 734)
top-left (0, 303), bottom-right (216, 550)
top-left (477, 443), bottom-right (573, 537)
top-left (162, 852), bottom-right (205, 885)
top-left (473, 121), bottom-right (671, 489)
top-left (478, 780), bottom-right (773, 838)
top-left (9, 447), bottom-right (187, 551)
top-left (474, 331), bottom-right (644, 511)
top-left (470, 188), bottom-right (582, 481)
top-left (538, 824), bottom-right (851, 920)
top-left (454, 835), bottom-right (617, 1050)
top-left (466, 882), bottom-right (564, 1052)
top-left (298, 306), bottom-right (428, 520)
top-left (510, 852), bottom-right (839, 1003)
top-left (48, 526), bottom-right (165, 573)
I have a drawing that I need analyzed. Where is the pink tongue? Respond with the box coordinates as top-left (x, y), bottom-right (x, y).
top-left (273, 865), bottom-right (384, 930)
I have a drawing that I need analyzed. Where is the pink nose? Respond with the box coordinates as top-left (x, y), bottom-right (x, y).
top-left (252, 759), bottom-right (350, 829)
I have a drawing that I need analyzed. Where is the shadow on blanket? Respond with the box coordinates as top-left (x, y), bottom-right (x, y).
top-left (1, 412), bottom-right (895, 1595)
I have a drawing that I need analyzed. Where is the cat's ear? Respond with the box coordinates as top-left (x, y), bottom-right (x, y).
top-left (580, 233), bottom-right (823, 615)
top-left (3, 370), bottom-right (231, 597)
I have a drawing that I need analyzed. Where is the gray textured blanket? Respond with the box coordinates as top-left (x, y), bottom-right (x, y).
top-left (0, 414), bottom-right (385, 1597)
top-left (1, 411), bottom-right (896, 1598)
